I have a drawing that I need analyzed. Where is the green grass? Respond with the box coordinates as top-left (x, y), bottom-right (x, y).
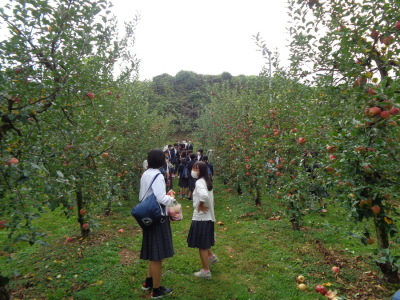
top-left (1, 179), bottom-right (399, 299)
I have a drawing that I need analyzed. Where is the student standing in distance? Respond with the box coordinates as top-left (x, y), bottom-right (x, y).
top-left (139, 149), bottom-right (175, 298)
top-left (187, 161), bottom-right (219, 279)
top-left (177, 158), bottom-right (189, 198)
top-left (197, 149), bottom-right (204, 162)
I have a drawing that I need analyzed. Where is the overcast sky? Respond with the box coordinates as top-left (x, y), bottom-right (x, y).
top-left (110, 0), bottom-right (291, 81)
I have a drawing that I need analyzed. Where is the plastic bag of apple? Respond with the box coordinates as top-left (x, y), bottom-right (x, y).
top-left (168, 199), bottom-right (183, 221)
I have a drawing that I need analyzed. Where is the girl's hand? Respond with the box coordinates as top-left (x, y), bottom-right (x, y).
top-left (167, 190), bottom-right (175, 197)
top-left (198, 202), bottom-right (209, 213)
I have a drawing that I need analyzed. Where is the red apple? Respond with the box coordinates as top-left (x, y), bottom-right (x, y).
top-left (367, 87), bottom-right (376, 95)
top-left (116, 94), bottom-right (121, 99)
top-left (275, 172), bottom-right (282, 176)
top-left (101, 152), bottom-right (109, 159)
top-left (354, 77), bottom-right (367, 87)
top-left (6, 158), bottom-right (19, 166)
top-left (382, 36), bottom-right (394, 46)
top-left (368, 107), bottom-right (381, 117)
top-left (82, 223), bottom-right (89, 229)
top-left (325, 167), bottom-right (334, 173)
top-left (65, 237), bottom-right (73, 243)
top-left (395, 21), bottom-right (400, 30)
top-left (367, 237), bottom-right (375, 244)
top-left (79, 209), bottom-right (87, 216)
top-left (332, 266), bottom-right (340, 273)
top-left (315, 284), bottom-right (327, 295)
top-left (291, 128), bottom-right (298, 133)
top-left (371, 205), bottom-right (381, 215)
top-left (106, 91), bottom-right (112, 95)
top-left (380, 110), bottom-right (391, 119)
top-left (297, 137), bottom-right (306, 144)
top-left (87, 92), bottom-right (95, 99)
top-left (371, 30), bottom-right (379, 39)
top-left (0, 220), bottom-right (8, 229)
top-left (329, 155), bottom-right (337, 160)
top-left (326, 145), bottom-right (336, 153)
top-left (390, 107), bottom-right (399, 115)
top-left (118, 228), bottom-right (124, 233)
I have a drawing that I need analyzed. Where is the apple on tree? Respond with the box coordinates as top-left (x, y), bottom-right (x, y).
top-left (87, 92), bottom-right (95, 99)
top-left (368, 107), bottom-right (381, 117)
top-left (371, 205), bottom-right (381, 215)
top-left (6, 158), bottom-right (19, 166)
top-left (390, 107), bottom-right (399, 115)
top-left (380, 110), bottom-right (391, 119)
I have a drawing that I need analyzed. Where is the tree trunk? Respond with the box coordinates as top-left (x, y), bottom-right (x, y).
top-left (289, 200), bottom-right (301, 230)
top-left (374, 215), bottom-right (389, 249)
top-left (375, 261), bottom-right (400, 284)
top-left (0, 275), bottom-right (10, 300)
top-left (255, 188), bottom-right (261, 206)
top-left (77, 185), bottom-right (90, 238)
top-left (374, 215), bottom-right (400, 283)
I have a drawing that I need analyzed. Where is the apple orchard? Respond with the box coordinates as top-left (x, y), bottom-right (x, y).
top-left (1, 0), bottom-right (400, 295)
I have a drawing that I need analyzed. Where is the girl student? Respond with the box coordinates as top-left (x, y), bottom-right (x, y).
top-left (139, 149), bottom-right (176, 298)
top-left (187, 161), bottom-right (219, 279)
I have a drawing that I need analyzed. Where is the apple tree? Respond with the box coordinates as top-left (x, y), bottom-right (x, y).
top-left (287, 0), bottom-right (400, 283)
top-left (0, 0), bottom-right (141, 240)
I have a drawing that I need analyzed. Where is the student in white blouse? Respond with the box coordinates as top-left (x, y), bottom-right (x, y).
top-left (187, 161), bottom-right (219, 279)
top-left (139, 149), bottom-right (175, 298)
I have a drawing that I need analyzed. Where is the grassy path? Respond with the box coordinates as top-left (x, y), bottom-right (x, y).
top-left (0, 178), bottom-right (397, 299)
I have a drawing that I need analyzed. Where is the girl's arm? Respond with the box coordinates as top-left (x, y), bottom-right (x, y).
top-left (197, 180), bottom-right (209, 212)
top-left (198, 201), bottom-right (209, 213)
top-left (153, 176), bottom-right (173, 206)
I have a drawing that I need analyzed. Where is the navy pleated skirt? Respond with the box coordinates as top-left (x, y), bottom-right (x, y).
top-left (178, 177), bottom-right (189, 188)
top-left (187, 220), bottom-right (215, 249)
top-left (140, 218), bottom-right (174, 261)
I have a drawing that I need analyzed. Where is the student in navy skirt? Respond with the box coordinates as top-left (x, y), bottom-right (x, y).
top-left (139, 149), bottom-right (175, 298)
top-left (187, 161), bottom-right (219, 279)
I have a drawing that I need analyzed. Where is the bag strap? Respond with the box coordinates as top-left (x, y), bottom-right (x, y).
top-left (141, 173), bottom-right (161, 202)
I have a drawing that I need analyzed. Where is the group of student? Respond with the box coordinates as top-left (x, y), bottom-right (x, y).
top-left (158, 141), bottom-right (214, 201)
top-left (138, 145), bottom-right (217, 299)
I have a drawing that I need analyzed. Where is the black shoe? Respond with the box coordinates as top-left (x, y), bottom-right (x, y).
top-left (151, 286), bottom-right (173, 299)
top-left (141, 277), bottom-right (153, 291)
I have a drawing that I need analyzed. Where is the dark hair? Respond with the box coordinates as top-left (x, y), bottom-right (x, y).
top-left (198, 149), bottom-right (203, 154)
top-left (189, 153), bottom-right (196, 160)
top-left (147, 149), bottom-right (165, 169)
top-left (193, 161), bottom-right (213, 191)
top-left (201, 155), bottom-right (208, 162)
